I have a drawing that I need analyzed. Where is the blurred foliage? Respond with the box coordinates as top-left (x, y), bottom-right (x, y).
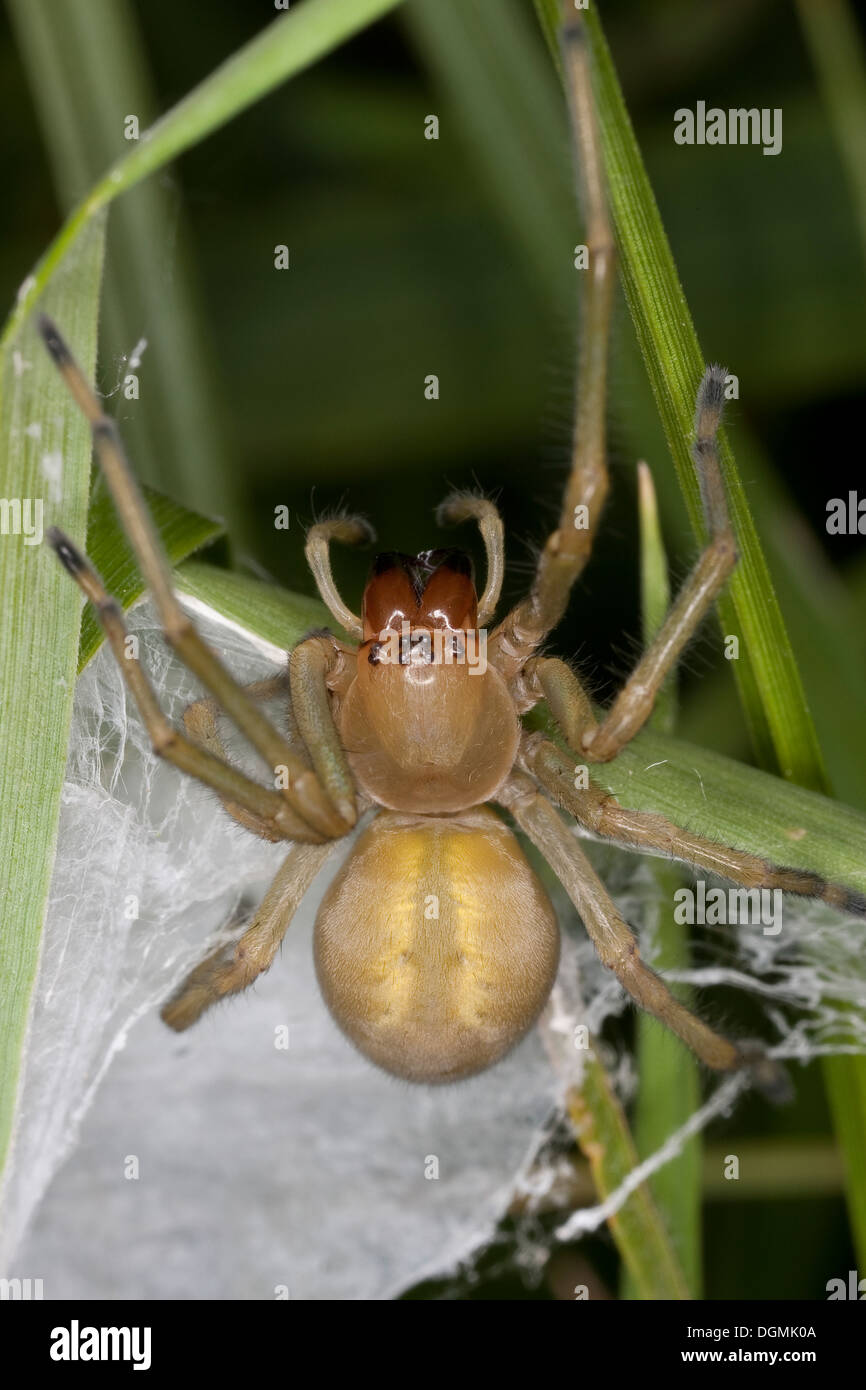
top-left (2, 0), bottom-right (865, 1299)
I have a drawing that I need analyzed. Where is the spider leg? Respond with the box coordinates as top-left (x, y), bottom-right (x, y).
top-left (289, 633), bottom-right (357, 827)
top-left (583, 368), bottom-right (737, 761)
top-left (48, 531), bottom-right (325, 844)
top-left (436, 492), bottom-right (505, 627)
top-left (305, 517), bottom-right (372, 640)
top-left (183, 676), bottom-right (300, 842)
top-left (161, 839), bottom-right (336, 1030)
top-left (497, 771), bottom-right (787, 1098)
top-left (522, 654), bottom-right (596, 748)
top-left (38, 314), bottom-right (352, 842)
top-left (490, 7), bottom-right (614, 671)
top-left (523, 735), bottom-right (866, 917)
top-left (519, 364), bottom-right (736, 762)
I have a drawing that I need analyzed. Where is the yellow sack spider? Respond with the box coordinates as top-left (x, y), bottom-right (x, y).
top-left (40, 9), bottom-right (863, 1097)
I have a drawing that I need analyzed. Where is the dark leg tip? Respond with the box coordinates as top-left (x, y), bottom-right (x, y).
top-left (738, 1041), bottom-right (792, 1105)
top-left (696, 363), bottom-right (727, 415)
top-left (36, 313), bottom-right (72, 366)
top-left (561, 5), bottom-right (587, 42)
top-left (349, 516), bottom-right (376, 546)
top-left (46, 525), bottom-right (85, 575)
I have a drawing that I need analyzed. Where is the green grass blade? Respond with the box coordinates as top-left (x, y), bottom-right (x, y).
top-left (637, 462), bottom-right (674, 732)
top-left (0, 214), bottom-right (106, 1179)
top-left (175, 559), bottom-right (335, 648)
top-left (622, 860), bottom-right (701, 1298)
top-left (566, 1057), bottom-right (691, 1299)
top-left (795, 0), bottom-right (866, 273)
top-left (790, 0), bottom-right (866, 1261)
top-left (579, 4), bottom-right (827, 789)
top-left (532, 0), bottom-right (866, 1270)
top-left (623, 462), bottom-right (701, 1298)
top-left (533, 0), bottom-right (826, 789)
top-left (78, 480), bottom-right (224, 670)
top-left (4, 0), bottom-right (406, 354)
top-left (545, 720), bottom-right (866, 894)
top-left (6, 0), bottom-right (235, 513)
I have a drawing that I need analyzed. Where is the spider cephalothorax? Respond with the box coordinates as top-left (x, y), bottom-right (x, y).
top-left (39, 7), bottom-right (863, 1099)
top-left (339, 545), bottom-right (520, 818)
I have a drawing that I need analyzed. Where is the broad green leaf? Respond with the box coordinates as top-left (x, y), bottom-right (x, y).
top-left (175, 559), bottom-right (336, 648)
top-left (78, 480), bottom-right (224, 670)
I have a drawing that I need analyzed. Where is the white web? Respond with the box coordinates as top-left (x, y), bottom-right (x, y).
top-left (1, 593), bottom-right (864, 1297)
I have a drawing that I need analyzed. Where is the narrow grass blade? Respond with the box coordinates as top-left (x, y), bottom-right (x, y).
top-left (788, 0), bottom-right (866, 1263)
top-left (4, 0), bottom-right (406, 353)
top-left (532, 0), bottom-right (866, 1270)
top-left (7, 0), bottom-right (235, 513)
top-left (623, 462), bottom-right (701, 1298)
top-left (533, 0), bottom-right (826, 788)
top-left (0, 215), bottom-right (106, 1179)
top-left (566, 1056), bottom-right (691, 1299)
top-left (795, 0), bottom-right (866, 273)
top-left (636, 461), bottom-right (674, 731)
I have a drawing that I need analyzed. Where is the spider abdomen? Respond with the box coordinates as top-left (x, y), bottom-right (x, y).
top-left (313, 806), bottom-right (560, 1083)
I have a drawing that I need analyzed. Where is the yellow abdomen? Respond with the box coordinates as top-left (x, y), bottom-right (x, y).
top-left (314, 806), bottom-right (560, 1083)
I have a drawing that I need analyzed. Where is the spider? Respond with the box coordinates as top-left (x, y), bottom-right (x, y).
top-left (39, 8), bottom-right (861, 1096)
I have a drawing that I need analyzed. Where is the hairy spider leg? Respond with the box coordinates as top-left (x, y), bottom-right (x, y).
top-left (521, 367), bottom-right (737, 762)
top-left (162, 840), bottom-right (337, 1030)
top-left (38, 314), bottom-right (352, 841)
top-left (523, 736), bottom-right (866, 918)
top-left (46, 530), bottom-right (323, 845)
top-left (498, 772), bottom-right (788, 1099)
top-left (183, 675), bottom-right (301, 843)
top-left (436, 492), bottom-right (506, 628)
top-left (490, 9), bottom-right (615, 673)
